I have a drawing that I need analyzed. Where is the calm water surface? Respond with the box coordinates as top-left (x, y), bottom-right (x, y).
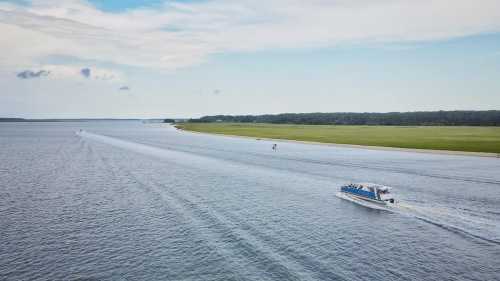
top-left (1, 122), bottom-right (499, 281)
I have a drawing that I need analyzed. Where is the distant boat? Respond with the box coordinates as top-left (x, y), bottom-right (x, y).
top-left (340, 183), bottom-right (395, 204)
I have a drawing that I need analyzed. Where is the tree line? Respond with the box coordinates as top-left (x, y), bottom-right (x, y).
top-left (188, 111), bottom-right (500, 126)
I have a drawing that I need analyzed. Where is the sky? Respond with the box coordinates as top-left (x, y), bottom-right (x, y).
top-left (1, 0), bottom-right (500, 118)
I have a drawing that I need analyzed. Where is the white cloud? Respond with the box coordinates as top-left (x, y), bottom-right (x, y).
top-left (1, 0), bottom-right (500, 71)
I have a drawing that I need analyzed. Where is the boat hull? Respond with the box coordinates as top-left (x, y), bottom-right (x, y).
top-left (340, 191), bottom-right (389, 205)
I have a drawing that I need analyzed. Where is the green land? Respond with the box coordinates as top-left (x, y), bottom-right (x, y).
top-left (176, 123), bottom-right (500, 154)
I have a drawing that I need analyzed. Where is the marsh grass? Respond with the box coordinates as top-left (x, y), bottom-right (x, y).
top-left (177, 123), bottom-right (500, 153)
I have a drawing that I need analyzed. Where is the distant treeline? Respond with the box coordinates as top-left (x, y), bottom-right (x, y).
top-left (189, 111), bottom-right (500, 126)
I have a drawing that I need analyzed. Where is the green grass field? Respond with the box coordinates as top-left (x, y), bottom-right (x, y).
top-left (176, 123), bottom-right (500, 154)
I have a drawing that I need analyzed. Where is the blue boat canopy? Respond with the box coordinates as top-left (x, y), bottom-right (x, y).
top-left (341, 183), bottom-right (395, 204)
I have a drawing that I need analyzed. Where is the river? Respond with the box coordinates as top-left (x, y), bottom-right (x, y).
top-left (1, 121), bottom-right (499, 280)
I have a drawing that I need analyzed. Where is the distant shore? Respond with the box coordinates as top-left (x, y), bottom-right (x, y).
top-left (175, 123), bottom-right (500, 158)
top-left (0, 118), bottom-right (142, 122)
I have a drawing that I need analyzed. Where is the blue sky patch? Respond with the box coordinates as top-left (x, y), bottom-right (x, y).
top-left (87, 0), bottom-right (203, 12)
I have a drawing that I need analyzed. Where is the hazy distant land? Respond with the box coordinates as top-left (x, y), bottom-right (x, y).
top-left (0, 118), bottom-right (144, 122)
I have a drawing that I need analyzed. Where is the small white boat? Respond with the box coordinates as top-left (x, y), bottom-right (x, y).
top-left (340, 183), bottom-right (395, 205)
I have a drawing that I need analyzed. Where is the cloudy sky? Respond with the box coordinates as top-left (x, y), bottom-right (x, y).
top-left (1, 0), bottom-right (500, 118)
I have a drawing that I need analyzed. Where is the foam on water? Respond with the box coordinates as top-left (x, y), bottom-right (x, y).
top-left (336, 189), bottom-right (500, 246)
top-left (394, 202), bottom-right (500, 245)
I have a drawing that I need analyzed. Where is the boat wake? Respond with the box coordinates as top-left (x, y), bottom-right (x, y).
top-left (394, 202), bottom-right (500, 246)
top-left (79, 130), bottom-right (500, 247)
top-left (336, 192), bottom-right (500, 246)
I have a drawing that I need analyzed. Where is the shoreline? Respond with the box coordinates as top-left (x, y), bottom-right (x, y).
top-left (174, 125), bottom-right (500, 158)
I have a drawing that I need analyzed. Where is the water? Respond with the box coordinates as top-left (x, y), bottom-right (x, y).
top-left (1, 121), bottom-right (499, 281)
